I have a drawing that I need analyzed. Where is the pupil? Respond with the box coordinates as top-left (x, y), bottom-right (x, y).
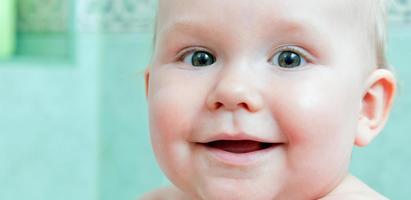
top-left (192, 51), bottom-right (214, 66)
top-left (279, 51), bottom-right (301, 68)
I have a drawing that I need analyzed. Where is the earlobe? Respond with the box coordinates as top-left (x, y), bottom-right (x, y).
top-left (355, 69), bottom-right (396, 147)
top-left (145, 67), bottom-right (150, 99)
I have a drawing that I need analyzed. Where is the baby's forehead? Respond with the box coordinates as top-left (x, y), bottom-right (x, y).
top-left (156, 0), bottom-right (376, 44)
top-left (153, 0), bottom-right (380, 70)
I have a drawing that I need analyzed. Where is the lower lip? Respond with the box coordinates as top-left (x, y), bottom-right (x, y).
top-left (200, 144), bottom-right (281, 166)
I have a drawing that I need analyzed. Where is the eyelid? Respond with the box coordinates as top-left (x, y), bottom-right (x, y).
top-left (175, 46), bottom-right (214, 62)
top-left (270, 45), bottom-right (316, 64)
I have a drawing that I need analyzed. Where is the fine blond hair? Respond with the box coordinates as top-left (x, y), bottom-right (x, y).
top-left (374, 0), bottom-right (391, 69)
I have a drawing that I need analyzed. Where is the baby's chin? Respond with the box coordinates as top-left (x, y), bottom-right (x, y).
top-left (192, 186), bottom-right (276, 200)
top-left (178, 175), bottom-right (340, 200)
top-left (185, 178), bottom-right (290, 200)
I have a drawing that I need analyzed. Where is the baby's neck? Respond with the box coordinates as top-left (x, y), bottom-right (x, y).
top-left (142, 174), bottom-right (387, 200)
top-left (321, 174), bottom-right (388, 200)
top-left (140, 185), bottom-right (191, 200)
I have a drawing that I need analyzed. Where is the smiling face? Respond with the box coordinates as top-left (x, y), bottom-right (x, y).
top-left (146, 0), bottom-right (385, 199)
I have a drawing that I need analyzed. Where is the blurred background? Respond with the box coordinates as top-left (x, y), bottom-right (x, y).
top-left (0, 0), bottom-right (410, 200)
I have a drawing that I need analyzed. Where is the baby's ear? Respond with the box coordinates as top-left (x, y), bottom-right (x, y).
top-left (355, 69), bottom-right (396, 147)
top-left (145, 67), bottom-right (150, 99)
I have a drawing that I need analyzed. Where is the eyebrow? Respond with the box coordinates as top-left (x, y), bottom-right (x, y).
top-left (158, 18), bottom-right (331, 61)
top-left (265, 19), bottom-right (332, 62)
top-left (157, 19), bottom-right (223, 43)
top-left (160, 16), bottom-right (322, 38)
top-left (261, 19), bottom-right (331, 58)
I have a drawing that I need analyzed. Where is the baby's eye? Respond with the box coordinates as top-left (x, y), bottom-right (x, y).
top-left (270, 49), bottom-right (308, 68)
top-left (182, 50), bottom-right (216, 67)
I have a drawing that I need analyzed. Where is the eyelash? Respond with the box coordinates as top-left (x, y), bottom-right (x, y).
top-left (270, 46), bottom-right (312, 64)
top-left (176, 47), bottom-right (213, 62)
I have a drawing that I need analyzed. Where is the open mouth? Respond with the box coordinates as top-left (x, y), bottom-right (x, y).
top-left (202, 140), bottom-right (275, 154)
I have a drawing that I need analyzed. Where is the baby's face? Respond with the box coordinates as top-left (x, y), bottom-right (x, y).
top-left (146, 0), bottom-right (377, 199)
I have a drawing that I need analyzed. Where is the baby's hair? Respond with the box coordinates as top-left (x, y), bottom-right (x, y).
top-left (374, 0), bottom-right (391, 69)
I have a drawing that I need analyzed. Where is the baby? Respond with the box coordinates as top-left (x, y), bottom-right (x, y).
top-left (141, 0), bottom-right (397, 199)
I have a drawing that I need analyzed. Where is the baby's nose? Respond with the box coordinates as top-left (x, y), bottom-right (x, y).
top-left (206, 71), bottom-right (264, 113)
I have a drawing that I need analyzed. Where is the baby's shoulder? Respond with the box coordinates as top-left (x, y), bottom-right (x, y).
top-left (139, 186), bottom-right (189, 200)
top-left (139, 187), bottom-right (173, 200)
top-left (139, 189), bottom-right (162, 200)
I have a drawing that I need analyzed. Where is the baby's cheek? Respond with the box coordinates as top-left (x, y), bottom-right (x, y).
top-left (149, 81), bottom-right (215, 195)
top-left (149, 87), bottom-right (193, 146)
top-left (281, 92), bottom-right (331, 141)
top-left (148, 81), bottom-right (206, 175)
top-left (276, 81), bottom-right (357, 164)
top-left (281, 82), bottom-right (355, 143)
top-left (273, 82), bottom-right (357, 195)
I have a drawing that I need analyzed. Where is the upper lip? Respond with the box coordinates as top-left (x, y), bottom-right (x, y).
top-left (199, 132), bottom-right (279, 144)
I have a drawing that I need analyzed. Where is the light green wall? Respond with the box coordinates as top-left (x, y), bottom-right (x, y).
top-left (98, 33), bottom-right (164, 200)
top-left (0, 34), bottom-right (100, 200)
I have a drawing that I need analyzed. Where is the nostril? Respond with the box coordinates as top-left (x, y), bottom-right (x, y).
top-left (214, 102), bottom-right (223, 110)
top-left (212, 102), bottom-right (250, 111)
top-left (238, 102), bottom-right (249, 110)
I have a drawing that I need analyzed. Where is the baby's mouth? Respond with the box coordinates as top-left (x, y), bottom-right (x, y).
top-left (203, 140), bottom-right (275, 154)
